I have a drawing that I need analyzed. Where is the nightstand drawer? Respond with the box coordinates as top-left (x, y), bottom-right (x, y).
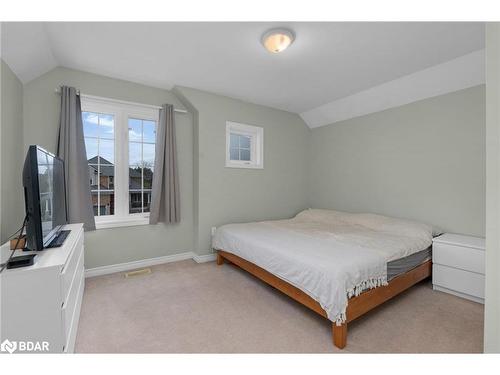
top-left (433, 264), bottom-right (484, 299)
top-left (433, 242), bottom-right (484, 274)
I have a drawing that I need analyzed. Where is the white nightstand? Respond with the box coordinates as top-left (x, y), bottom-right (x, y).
top-left (432, 233), bottom-right (485, 304)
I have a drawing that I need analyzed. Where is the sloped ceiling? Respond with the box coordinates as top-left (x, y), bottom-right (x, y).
top-left (1, 22), bottom-right (485, 127)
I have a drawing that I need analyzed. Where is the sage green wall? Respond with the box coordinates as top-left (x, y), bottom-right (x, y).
top-left (174, 87), bottom-right (311, 255)
top-left (20, 68), bottom-right (310, 265)
top-left (0, 60), bottom-right (24, 243)
top-left (15, 67), bottom-right (487, 269)
top-left (22, 67), bottom-right (194, 268)
top-left (309, 85), bottom-right (486, 237)
top-left (485, 22), bottom-right (500, 353)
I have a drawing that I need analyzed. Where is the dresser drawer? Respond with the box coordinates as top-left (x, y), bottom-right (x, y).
top-left (433, 264), bottom-right (484, 299)
top-left (61, 247), bottom-right (84, 345)
top-left (61, 228), bottom-right (84, 301)
top-left (62, 272), bottom-right (84, 353)
top-left (433, 242), bottom-right (484, 274)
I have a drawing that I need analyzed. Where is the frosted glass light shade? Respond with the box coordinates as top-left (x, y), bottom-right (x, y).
top-left (262, 29), bottom-right (295, 53)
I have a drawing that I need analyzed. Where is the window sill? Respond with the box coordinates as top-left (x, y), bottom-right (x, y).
top-left (225, 162), bottom-right (264, 169)
top-left (95, 216), bottom-right (150, 230)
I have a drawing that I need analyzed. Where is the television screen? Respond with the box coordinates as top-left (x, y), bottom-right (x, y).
top-left (36, 148), bottom-right (67, 240)
top-left (23, 146), bottom-right (67, 250)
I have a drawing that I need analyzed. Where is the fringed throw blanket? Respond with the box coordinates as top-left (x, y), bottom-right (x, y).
top-left (212, 209), bottom-right (433, 325)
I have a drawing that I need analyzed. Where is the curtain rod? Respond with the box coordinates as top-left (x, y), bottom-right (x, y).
top-left (54, 88), bottom-right (188, 114)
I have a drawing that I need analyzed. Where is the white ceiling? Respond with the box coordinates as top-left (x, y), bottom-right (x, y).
top-left (302, 50), bottom-right (485, 128)
top-left (1, 22), bottom-right (484, 116)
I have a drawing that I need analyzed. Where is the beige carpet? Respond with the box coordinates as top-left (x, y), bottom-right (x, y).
top-left (75, 259), bottom-right (484, 353)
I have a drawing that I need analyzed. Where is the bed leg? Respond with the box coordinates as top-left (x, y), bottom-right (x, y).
top-left (216, 252), bottom-right (224, 265)
top-left (332, 323), bottom-right (347, 349)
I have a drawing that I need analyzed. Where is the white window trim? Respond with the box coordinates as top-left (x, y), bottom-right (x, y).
top-left (81, 97), bottom-right (159, 229)
top-left (225, 121), bottom-right (264, 169)
top-left (92, 215), bottom-right (150, 230)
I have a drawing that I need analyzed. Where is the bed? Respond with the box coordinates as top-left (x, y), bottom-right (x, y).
top-left (212, 209), bottom-right (434, 349)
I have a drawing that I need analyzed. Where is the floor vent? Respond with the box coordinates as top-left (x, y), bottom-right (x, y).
top-left (124, 268), bottom-right (152, 278)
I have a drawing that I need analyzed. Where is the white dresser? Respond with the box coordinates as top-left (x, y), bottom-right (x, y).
top-left (0, 223), bottom-right (84, 353)
top-left (432, 233), bottom-right (485, 304)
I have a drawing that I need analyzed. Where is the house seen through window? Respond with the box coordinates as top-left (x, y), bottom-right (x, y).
top-left (128, 118), bottom-right (156, 214)
top-left (82, 98), bottom-right (159, 227)
top-left (83, 112), bottom-right (115, 217)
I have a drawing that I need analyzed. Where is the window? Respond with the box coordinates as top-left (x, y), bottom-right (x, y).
top-left (82, 112), bottom-right (115, 217)
top-left (128, 118), bottom-right (155, 214)
top-left (81, 97), bottom-right (159, 229)
top-left (225, 121), bottom-right (264, 169)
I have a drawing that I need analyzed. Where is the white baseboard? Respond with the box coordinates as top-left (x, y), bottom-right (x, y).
top-left (433, 285), bottom-right (485, 304)
top-left (192, 253), bottom-right (217, 263)
top-left (85, 251), bottom-right (217, 278)
top-left (85, 251), bottom-right (194, 278)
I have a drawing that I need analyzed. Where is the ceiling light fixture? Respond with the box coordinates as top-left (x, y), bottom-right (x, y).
top-left (261, 28), bottom-right (295, 53)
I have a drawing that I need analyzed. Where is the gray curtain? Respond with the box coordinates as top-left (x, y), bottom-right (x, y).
top-left (150, 104), bottom-right (180, 224)
top-left (57, 86), bottom-right (96, 231)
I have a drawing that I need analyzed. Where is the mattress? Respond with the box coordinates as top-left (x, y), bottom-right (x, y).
top-left (387, 247), bottom-right (432, 280)
top-left (212, 209), bottom-right (434, 324)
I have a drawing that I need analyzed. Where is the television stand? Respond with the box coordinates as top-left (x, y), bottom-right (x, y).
top-left (1, 223), bottom-right (84, 352)
top-left (46, 230), bottom-right (71, 248)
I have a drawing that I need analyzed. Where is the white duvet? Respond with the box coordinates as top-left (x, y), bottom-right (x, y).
top-left (212, 209), bottom-right (433, 325)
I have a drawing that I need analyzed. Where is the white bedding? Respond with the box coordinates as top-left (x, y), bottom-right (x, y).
top-left (212, 209), bottom-right (433, 325)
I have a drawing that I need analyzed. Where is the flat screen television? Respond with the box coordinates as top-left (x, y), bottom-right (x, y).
top-left (23, 145), bottom-right (67, 251)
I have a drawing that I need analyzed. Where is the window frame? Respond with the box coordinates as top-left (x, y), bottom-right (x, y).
top-left (225, 121), bottom-right (264, 169)
top-left (81, 97), bottom-right (159, 229)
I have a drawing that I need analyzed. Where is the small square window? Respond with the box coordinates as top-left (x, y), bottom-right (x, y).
top-left (226, 122), bottom-right (263, 169)
top-left (229, 134), bottom-right (252, 162)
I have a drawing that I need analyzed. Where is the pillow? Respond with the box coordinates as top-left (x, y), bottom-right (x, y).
top-left (350, 213), bottom-right (433, 239)
top-left (294, 208), bottom-right (352, 224)
top-left (295, 209), bottom-right (434, 239)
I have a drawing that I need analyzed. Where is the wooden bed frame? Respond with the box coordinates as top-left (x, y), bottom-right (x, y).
top-left (216, 250), bottom-right (432, 349)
